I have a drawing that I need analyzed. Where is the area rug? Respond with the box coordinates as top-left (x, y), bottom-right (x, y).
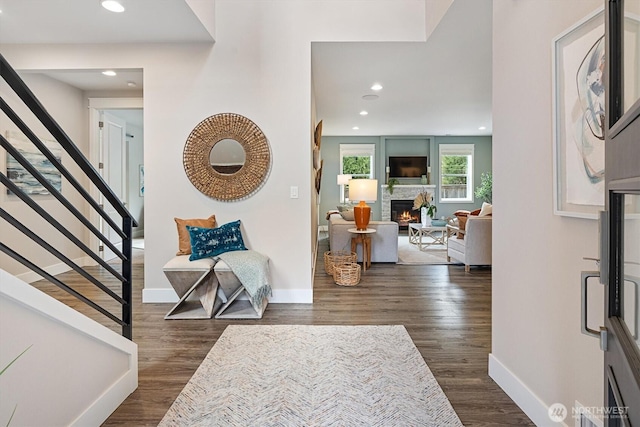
top-left (397, 235), bottom-right (452, 265)
top-left (159, 325), bottom-right (462, 426)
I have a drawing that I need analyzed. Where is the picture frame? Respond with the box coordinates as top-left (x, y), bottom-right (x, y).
top-left (5, 130), bottom-right (62, 196)
top-left (552, 9), bottom-right (605, 219)
top-left (553, 9), bottom-right (640, 219)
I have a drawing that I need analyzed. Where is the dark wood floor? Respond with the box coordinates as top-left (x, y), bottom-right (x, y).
top-left (32, 239), bottom-right (533, 426)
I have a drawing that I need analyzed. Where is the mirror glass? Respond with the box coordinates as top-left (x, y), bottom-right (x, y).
top-left (209, 139), bottom-right (246, 174)
top-left (622, 193), bottom-right (640, 350)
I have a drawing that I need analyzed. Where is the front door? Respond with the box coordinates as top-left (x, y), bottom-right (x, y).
top-left (603, 0), bottom-right (640, 424)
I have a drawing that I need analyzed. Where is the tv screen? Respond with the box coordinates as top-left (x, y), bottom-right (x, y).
top-left (389, 156), bottom-right (428, 177)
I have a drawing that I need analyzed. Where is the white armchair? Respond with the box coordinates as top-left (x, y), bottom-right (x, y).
top-left (447, 216), bottom-right (492, 272)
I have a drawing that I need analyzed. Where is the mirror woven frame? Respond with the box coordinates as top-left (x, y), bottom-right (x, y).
top-left (183, 113), bottom-right (271, 201)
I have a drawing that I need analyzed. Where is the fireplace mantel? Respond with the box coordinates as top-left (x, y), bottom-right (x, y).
top-left (381, 184), bottom-right (436, 221)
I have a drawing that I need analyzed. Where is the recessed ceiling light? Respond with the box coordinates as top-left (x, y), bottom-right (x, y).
top-left (362, 94), bottom-right (379, 101)
top-left (101, 0), bottom-right (125, 13)
top-left (127, 81), bottom-right (137, 87)
top-left (352, 126), bottom-right (360, 130)
top-left (102, 70), bottom-right (117, 77)
top-left (479, 126), bottom-right (486, 130)
top-left (359, 111), bottom-right (368, 116)
top-left (371, 83), bottom-right (383, 91)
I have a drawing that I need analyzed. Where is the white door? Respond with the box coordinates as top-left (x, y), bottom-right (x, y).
top-left (100, 111), bottom-right (128, 261)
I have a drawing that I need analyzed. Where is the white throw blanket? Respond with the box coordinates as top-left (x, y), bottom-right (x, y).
top-left (217, 250), bottom-right (272, 308)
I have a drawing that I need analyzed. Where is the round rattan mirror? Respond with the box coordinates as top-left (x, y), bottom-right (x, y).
top-left (183, 113), bottom-right (271, 201)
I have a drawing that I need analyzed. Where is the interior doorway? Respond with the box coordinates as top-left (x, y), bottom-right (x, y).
top-left (88, 98), bottom-right (144, 260)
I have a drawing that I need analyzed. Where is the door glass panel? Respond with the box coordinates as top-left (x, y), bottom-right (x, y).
top-left (623, 1), bottom-right (640, 115)
top-left (622, 193), bottom-right (640, 350)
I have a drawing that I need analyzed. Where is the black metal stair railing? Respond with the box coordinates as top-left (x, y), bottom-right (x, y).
top-left (0, 53), bottom-right (137, 339)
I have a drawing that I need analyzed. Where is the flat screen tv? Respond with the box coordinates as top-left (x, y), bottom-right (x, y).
top-left (388, 156), bottom-right (428, 178)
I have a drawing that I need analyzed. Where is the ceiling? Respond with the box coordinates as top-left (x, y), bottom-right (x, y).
top-left (1, 0), bottom-right (492, 137)
top-left (0, 0), bottom-right (213, 44)
top-left (312, 0), bottom-right (492, 136)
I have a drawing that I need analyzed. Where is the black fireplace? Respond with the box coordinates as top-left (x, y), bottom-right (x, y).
top-left (390, 200), bottom-right (419, 231)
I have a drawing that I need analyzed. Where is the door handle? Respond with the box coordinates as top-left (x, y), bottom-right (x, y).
top-left (581, 271), bottom-right (601, 337)
top-left (581, 270), bottom-right (608, 351)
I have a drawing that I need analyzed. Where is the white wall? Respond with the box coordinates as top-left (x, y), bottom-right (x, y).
top-left (0, 73), bottom-right (90, 280)
top-left (491, 1), bottom-right (605, 425)
top-left (0, 0), bottom-right (427, 304)
top-left (0, 270), bottom-right (137, 426)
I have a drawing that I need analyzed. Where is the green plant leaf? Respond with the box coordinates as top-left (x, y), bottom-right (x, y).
top-left (6, 404), bottom-right (17, 427)
top-left (475, 172), bottom-right (492, 203)
top-left (0, 345), bottom-right (32, 376)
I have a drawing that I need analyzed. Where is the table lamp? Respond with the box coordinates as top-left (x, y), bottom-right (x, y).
top-left (348, 178), bottom-right (378, 230)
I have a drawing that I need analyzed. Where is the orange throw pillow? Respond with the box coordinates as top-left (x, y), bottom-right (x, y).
top-left (453, 210), bottom-right (470, 239)
top-left (175, 215), bottom-right (217, 255)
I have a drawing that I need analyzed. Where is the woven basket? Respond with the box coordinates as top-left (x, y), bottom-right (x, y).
top-left (324, 251), bottom-right (357, 275)
top-left (333, 263), bottom-right (361, 287)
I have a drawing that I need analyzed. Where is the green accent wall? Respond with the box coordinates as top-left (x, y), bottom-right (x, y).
top-left (319, 135), bottom-right (492, 226)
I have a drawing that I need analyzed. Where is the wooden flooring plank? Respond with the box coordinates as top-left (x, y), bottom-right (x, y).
top-left (29, 240), bottom-right (532, 426)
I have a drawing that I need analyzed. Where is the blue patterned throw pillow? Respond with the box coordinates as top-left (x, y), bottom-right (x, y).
top-left (187, 220), bottom-right (247, 261)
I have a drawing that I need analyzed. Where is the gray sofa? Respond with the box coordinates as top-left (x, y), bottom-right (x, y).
top-left (328, 213), bottom-right (399, 263)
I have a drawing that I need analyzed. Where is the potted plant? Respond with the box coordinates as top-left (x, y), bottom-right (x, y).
top-left (413, 189), bottom-right (436, 226)
top-left (475, 172), bottom-right (492, 203)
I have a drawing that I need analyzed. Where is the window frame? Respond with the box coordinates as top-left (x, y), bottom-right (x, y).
top-left (438, 144), bottom-right (474, 203)
top-left (339, 144), bottom-right (375, 203)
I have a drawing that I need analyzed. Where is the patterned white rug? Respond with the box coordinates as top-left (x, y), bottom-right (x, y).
top-left (397, 235), bottom-right (452, 265)
top-left (159, 325), bottom-right (462, 426)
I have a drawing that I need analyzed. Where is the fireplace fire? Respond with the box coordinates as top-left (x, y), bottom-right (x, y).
top-left (390, 200), bottom-right (419, 230)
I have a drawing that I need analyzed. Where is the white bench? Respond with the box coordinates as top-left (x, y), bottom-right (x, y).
top-left (162, 256), bottom-right (268, 319)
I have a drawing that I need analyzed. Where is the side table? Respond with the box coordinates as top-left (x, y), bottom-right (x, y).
top-left (162, 256), bottom-right (219, 319)
top-left (348, 228), bottom-right (376, 272)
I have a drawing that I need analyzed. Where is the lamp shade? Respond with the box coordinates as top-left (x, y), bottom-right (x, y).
top-left (348, 179), bottom-right (378, 201)
top-left (337, 174), bottom-right (352, 185)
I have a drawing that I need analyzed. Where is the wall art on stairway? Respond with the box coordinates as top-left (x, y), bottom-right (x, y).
top-left (5, 130), bottom-right (62, 196)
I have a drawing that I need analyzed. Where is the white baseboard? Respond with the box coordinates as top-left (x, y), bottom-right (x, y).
top-left (488, 353), bottom-right (568, 427)
top-left (70, 360), bottom-right (137, 426)
top-left (16, 256), bottom-right (94, 284)
top-left (142, 287), bottom-right (313, 304)
top-left (142, 287), bottom-right (179, 303)
top-left (270, 288), bottom-right (313, 303)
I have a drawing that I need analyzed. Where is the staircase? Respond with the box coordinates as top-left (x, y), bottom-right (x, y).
top-left (0, 54), bottom-right (138, 425)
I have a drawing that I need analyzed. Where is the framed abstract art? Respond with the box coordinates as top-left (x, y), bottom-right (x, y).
top-left (552, 9), bottom-right (605, 219)
top-left (553, 8), bottom-right (640, 218)
top-left (5, 130), bottom-right (62, 196)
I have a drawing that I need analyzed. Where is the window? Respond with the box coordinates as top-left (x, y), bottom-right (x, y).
top-left (339, 144), bottom-right (375, 202)
top-left (439, 144), bottom-right (474, 202)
